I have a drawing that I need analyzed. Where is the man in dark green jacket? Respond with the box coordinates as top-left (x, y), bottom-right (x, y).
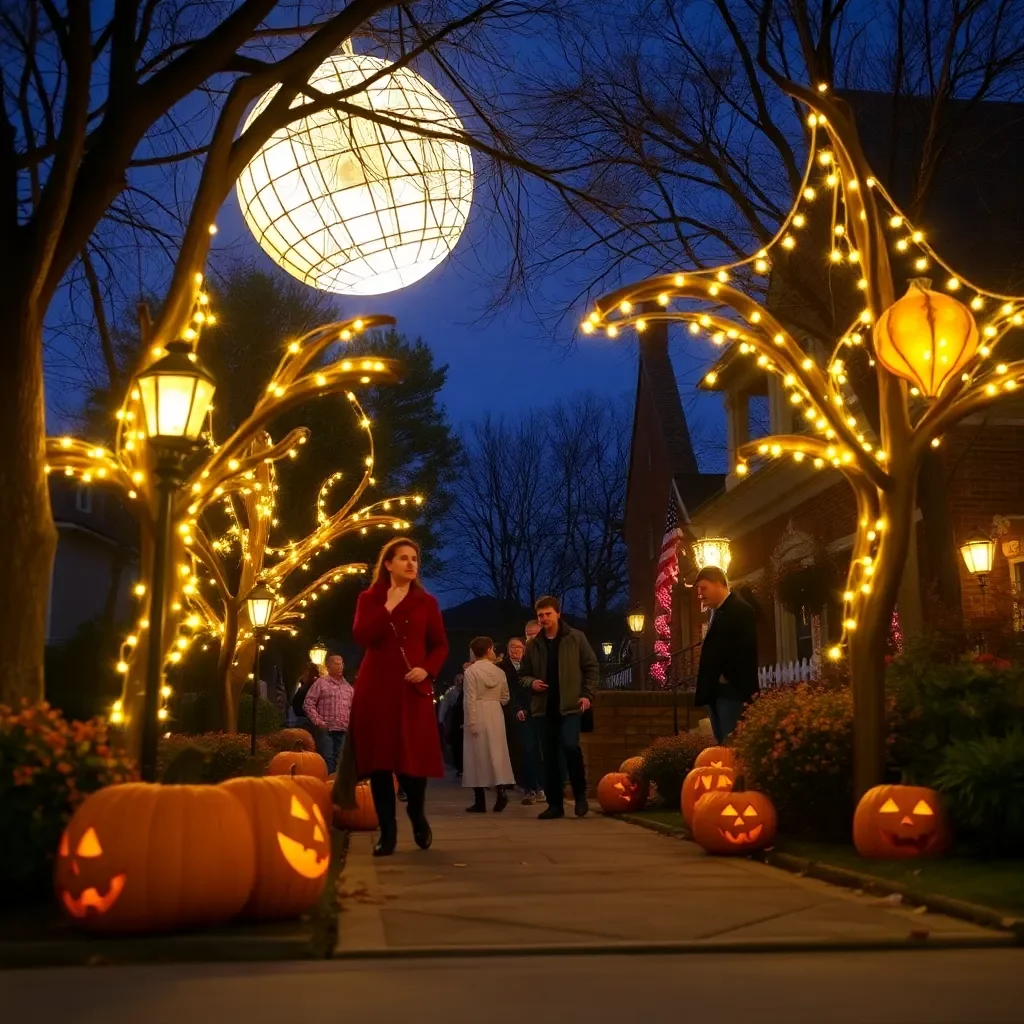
top-left (518, 595), bottom-right (599, 818)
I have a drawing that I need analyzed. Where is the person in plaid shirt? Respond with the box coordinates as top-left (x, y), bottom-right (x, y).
top-left (304, 653), bottom-right (354, 773)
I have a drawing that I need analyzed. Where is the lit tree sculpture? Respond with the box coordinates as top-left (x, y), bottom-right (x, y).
top-left (45, 296), bottom-right (406, 754)
top-left (187, 401), bottom-right (423, 730)
top-left (587, 82), bottom-right (1024, 798)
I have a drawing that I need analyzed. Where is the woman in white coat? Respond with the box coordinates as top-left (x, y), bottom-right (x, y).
top-left (463, 636), bottom-right (516, 812)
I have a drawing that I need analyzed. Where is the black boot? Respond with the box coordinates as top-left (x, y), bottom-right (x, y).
top-left (412, 817), bottom-right (433, 850)
top-left (373, 820), bottom-right (397, 857)
top-left (466, 787), bottom-right (487, 813)
top-left (493, 785), bottom-right (508, 813)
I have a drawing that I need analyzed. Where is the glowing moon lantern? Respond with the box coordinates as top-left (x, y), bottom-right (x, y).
top-left (873, 279), bottom-right (979, 397)
top-left (236, 50), bottom-right (474, 296)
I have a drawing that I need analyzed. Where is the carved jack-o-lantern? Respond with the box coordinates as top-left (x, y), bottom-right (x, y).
top-left (287, 766), bottom-right (333, 824)
top-left (54, 782), bottom-right (256, 934)
top-left (691, 786), bottom-right (777, 855)
top-left (222, 776), bottom-right (330, 919)
top-left (681, 765), bottom-right (734, 827)
top-left (694, 746), bottom-right (739, 771)
top-left (597, 772), bottom-right (648, 814)
top-left (853, 785), bottom-right (951, 859)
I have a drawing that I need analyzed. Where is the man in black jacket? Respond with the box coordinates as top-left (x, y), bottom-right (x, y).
top-left (694, 566), bottom-right (758, 743)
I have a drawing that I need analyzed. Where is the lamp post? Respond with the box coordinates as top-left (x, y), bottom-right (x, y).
top-left (959, 533), bottom-right (996, 617)
top-left (627, 609), bottom-right (646, 690)
top-left (246, 582), bottom-right (275, 756)
top-left (601, 641), bottom-right (613, 660)
top-left (309, 641), bottom-right (328, 668)
top-left (692, 536), bottom-right (732, 575)
top-left (135, 341), bottom-right (216, 782)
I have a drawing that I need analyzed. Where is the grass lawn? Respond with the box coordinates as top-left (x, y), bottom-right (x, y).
top-left (625, 809), bottom-right (1024, 917)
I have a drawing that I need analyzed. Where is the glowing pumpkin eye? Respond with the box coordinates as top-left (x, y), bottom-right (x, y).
top-left (743, 805), bottom-right (758, 817)
top-left (76, 827), bottom-right (103, 858)
top-left (701, 776), bottom-right (712, 789)
top-left (721, 804), bottom-right (738, 817)
top-left (313, 825), bottom-right (325, 843)
top-left (717, 776), bottom-right (731, 788)
top-left (879, 798), bottom-right (900, 813)
top-left (290, 795), bottom-right (311, 820)
top-left (311, 804), bottom-right (327, 831)
top-left (711, 761), bottom-right (723, 767)
top-left (59, 831), bottom-right (70, 857)
top-left (912, 800), bottom-right (934, 816)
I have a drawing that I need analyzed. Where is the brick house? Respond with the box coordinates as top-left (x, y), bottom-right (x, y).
top-left (623, 93), bottom-right (1024, 678)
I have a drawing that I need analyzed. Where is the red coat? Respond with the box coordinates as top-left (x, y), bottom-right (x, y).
top-left (349, 581), bottom-right (448, 778)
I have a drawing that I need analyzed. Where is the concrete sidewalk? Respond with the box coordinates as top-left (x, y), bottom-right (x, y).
top-left (336, 779), bottom-right (1005, 956)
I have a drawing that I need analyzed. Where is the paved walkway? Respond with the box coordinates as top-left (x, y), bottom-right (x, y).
top-left (336, 779), bottom-right (1003, 956)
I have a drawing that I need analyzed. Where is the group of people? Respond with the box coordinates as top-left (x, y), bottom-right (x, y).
top-left (294, 534), bottom-right (754, 860)
top-left (436, 599), bottom-right (599, 818)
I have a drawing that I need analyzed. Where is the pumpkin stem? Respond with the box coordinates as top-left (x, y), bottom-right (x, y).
top-left (161, 745), bottom-right (209, 784)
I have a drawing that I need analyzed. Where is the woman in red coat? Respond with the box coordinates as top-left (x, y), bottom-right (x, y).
top-left (350, 537), bottom-right (448, 856)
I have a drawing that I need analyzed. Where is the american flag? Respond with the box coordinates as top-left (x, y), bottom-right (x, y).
top-left (651, 502), bottom-right (683, 685)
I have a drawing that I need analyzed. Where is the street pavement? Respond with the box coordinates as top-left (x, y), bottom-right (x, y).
top-left (4, 779), bottom-right (1023, 1022)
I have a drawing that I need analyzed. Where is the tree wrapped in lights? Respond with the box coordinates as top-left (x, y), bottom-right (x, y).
top-left (45, 298), bottom-right (403, 755)
top-left (188, 393), bottom-right (424, 730)
top-left (586, 78), bottom-right (1024, 798)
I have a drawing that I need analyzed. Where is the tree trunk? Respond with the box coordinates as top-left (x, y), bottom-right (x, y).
top-left (848, 479), bottom-right (916, 800)
top-left (217, 602), bottom-right (240, 732)
top-left (230, 637), bottom-right (258, 729)
top-left (0, 294), bottom-right (58, 707)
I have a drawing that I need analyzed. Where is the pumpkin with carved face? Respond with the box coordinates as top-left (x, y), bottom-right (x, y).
top-left (267, 748), bottom-right (328, 781)
top-left (54, 783), bottom-right (256, 934)
top-left (681, 765), bottom-right (734, 827)
top-left (853, 785), bottom-right (951, 859)
top-left (691, 786), bottom-right (777, 855)
top-left (222, 777), bottom-right (330, 919)
top-left (597, 772), bottom-right (648, 814)
top-left (286, 768), bottom-right (333, 825)
top-left (695, 746), bottom-right (739, 771)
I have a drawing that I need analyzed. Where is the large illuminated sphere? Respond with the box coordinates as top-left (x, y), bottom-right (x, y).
top-left (236, 52), bottom-right (474, 296)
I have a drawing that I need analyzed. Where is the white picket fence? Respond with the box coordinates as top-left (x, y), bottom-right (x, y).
top-left (757, 655), bottom-right (821, 690)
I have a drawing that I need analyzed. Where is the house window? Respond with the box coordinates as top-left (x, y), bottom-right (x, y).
top-left (75, 485), bottom-right (92, 514)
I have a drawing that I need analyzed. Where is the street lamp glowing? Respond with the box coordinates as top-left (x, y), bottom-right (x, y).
top-left (601, 641), bottom-right (613, 658)
top-left (959, 534), bottom-right (995, 577)
top-left (309, 641), bottom-right (328, 667)
top-left (692, 536), bottom-right (732, 574)
top-left (627, 610), bottom-right (646, 636)
top-left (136, 341), bottom-right (216, 442)
top-left (246, 582), bottom-right (275, 629)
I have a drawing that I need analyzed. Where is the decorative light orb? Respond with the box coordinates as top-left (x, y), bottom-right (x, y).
top-left (959, 534), bottom-right (995, 576)
top-left (626, 610), bottom-right (646, 636)
top-left (693, 537), bottom-right (732, 574)
top-left (236, 50), bottom-right (474, 296)
top-left (136, 342), bottom-right (216, 442)
top-left (873, 279), bottom-right (979, 397)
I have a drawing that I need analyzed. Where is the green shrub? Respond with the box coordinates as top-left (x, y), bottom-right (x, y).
top-left (933, 729), bottom-right (1024, 855)
top-left (637, 733), bottom-right (715, 808)
top-left (264, 728), bottom-right (317, 753)
top-left (173, 691), bottom-right (221, 734)
top-left (157, 732), bottom-right (272, 782)
top-left (732, 681), bottom-right (904, 841)
top-left (0, 701), bottom-right (136, 902)
top-left (237, 693), bottom-right (283, 735)
top-left (888, 642), bottom-right (1024, 784)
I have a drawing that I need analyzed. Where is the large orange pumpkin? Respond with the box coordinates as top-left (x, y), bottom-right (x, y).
top-left (222, 776), bottom-right (330, 919)
top-left (54, 782), bottom-right (256, 934)
top-left (853, 784), bottom-right (951, 859)
top-left (691, 784), bottom-right (777, 855)
top-left (267, 748), bottom-right (327, 780)
top-left (597, 772), bottom-right (648, 814)
top-left (287, 767), bottom-right (333, 824)
top-left (681, 765), bottom-right (734, 827)
top-left (333, 779), bottom-right (379, 831)
top-left (695, 746), bottom-right (738, 770)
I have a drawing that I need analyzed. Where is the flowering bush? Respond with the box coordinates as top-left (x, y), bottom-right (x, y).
top-left (0, 701), bottom-right (136, 901)
top-left (157, 731), bottom-right (273, 782)
top-left (731, 682), bottom-right (903, 841)
top-left (636, 733), bottom-right (716, 809)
